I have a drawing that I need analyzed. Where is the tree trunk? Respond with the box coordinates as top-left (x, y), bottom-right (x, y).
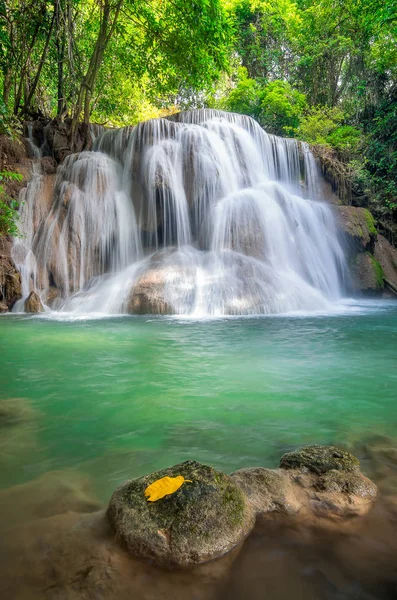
top-left (71, 0), bottom-right (123, 148)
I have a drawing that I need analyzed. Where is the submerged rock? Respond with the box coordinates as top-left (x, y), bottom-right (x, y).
top-left (279, 445), bottom-right (360, 474)
top-left (24, 290), bottom-right (44, 313)
top-left (0, 469), bottom-right (101, 527)
top-left (107, 460), bottom-right (254, 566)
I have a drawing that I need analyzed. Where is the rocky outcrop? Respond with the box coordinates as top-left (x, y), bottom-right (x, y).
top-left (335, 206), bottom-right (377, 254)
top-left (231, 467), bottom-right (301, 516)
top-left (27, 118), bottom-right (97, 164)
top-left (233, 446), bottom-right (377, 522)
top-left (350, 252), bottom-right (384, 293)
top-left (24, 290), bottom-right (44, 313)
top-left (334, 205), bottom-right (390, 295)
top-left (279, 444), bottom-right (360, 474)
top-left (107, 460), bottom-right (254, 566)
top-left (127, 249), bottom-right (196, 315)
top-left (0, 245), bottom-right (22, 310)
top-left (0, 445), bottom-right (381, 599)
top-left (374, 234), bottom-right (397, 293)
top-left (106, 447), bottom-right (377, 567)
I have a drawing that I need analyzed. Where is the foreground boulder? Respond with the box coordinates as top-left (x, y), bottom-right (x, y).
top-left (279, 445), bottom-right (377, 519)
top-left (107, 459), bottom-right (254, 566)
top-left (279, 444), bottom-right (360, 474)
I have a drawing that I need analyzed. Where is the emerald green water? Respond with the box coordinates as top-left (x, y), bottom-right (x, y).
top-left (1, 300), bottom-right (397, 501)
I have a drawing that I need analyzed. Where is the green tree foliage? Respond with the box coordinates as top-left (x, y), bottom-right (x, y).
top-left (223, 0), bottom-right (397, 220)
top-left (0, 0), bottom-right (233, 127)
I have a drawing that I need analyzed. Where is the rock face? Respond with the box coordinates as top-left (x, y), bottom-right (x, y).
top-left (374, 234), bottom-right (397, 292)
top-left (351, 252), bottom-right (384, 293)
top-left (335, 206), bottom-right (377, 253)
top-left (334, 205), bottom-right (389, 295)
top-left (24, 290), bottom-right (44, 313)
top-left (0, 251), bottom-right (22, 310)
top-left (107, 460), bottom-right (254, 566)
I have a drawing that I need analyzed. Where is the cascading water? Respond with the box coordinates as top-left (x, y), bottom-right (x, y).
top-left (14, 110), bottom-right (347, 316)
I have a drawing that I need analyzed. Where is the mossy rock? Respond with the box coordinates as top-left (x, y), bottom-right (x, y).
top-left (315, 470), bottom-right (378, 499)
top-left (351, 252), bottom-right (384, 293)
top-left (107, 460), bottom-right (254, 566)
top-left (279, 445), bottom-right (360, 475)
top-left (335, 206), bottom-right (377, 252)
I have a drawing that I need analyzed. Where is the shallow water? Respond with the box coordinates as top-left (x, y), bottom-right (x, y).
top-left (1, 299), bottom-right (397, 500)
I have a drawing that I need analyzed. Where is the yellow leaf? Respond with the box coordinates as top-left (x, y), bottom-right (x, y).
top-left (144, 475), bottom-right (192, 502)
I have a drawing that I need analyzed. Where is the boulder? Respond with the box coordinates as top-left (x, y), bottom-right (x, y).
top-left (0, 301), bottom-right (7, 312)
top-left (24, 290), bottom-right (44, 313)
top-left (334, 206), bottom-right (377, 253)
top-left (279, 445), bottom-right (360, 474)
top-left (374, 234), bottom-right (397, 291)
top-left (127, 265), bottom-right (172, 315)
top-left (107, 460), bottom-right (254, 566)
top-left (231, 467), bottom-right (302, 516)
top-left (351, 252), bottom-right (384, 294)
top-left (279, 445), bottom-right (378, 519)
top-left (127, 249), bottom-right (196, 315)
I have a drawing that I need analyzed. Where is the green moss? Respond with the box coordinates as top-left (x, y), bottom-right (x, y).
top-left (279, 445), bottom-right (360, 474)
top-left (363, 209), bottom-right (377, 236)
top-left (368, 253), bottom-right (384, 287)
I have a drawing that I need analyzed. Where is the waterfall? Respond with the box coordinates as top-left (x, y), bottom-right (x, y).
top-left (13, 110), bottom-right (348, 316)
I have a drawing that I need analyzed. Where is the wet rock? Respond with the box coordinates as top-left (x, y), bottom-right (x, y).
top-left (127, 249), bottom-right (196, 315)
top-left (351, 252), bottom-right (384, 294)
top-left (127, 265), bottom-right (172, 314)
top-left (24, 290), bottom-right (44, 313)
top-left (335, 205), bottom-right (377, 253)
top-left (40, 156), bottom-right (57, 175)
top-left (0, 301), bottom-right (7, 312)
top-left (107, 460), bottom-right (254, 566)
top-left (231, 467), bottom-right (302, 516)
top-left (279, 445), bottom-right (360, 475)
top-left (279, 445), bottom-right (377, 519)
top-left (316, 469), bottom-right (377, 498)
top-left (0, 254), bottom-right (22, 309)
top-left (374, 234), bottom-right (397, 292)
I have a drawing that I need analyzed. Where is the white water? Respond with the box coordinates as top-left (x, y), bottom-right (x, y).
top-left (13, 110), bottom-right (347, 316)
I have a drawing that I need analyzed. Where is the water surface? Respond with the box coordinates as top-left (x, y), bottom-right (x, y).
top-left (1, 299), bottom-right (397, 500)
